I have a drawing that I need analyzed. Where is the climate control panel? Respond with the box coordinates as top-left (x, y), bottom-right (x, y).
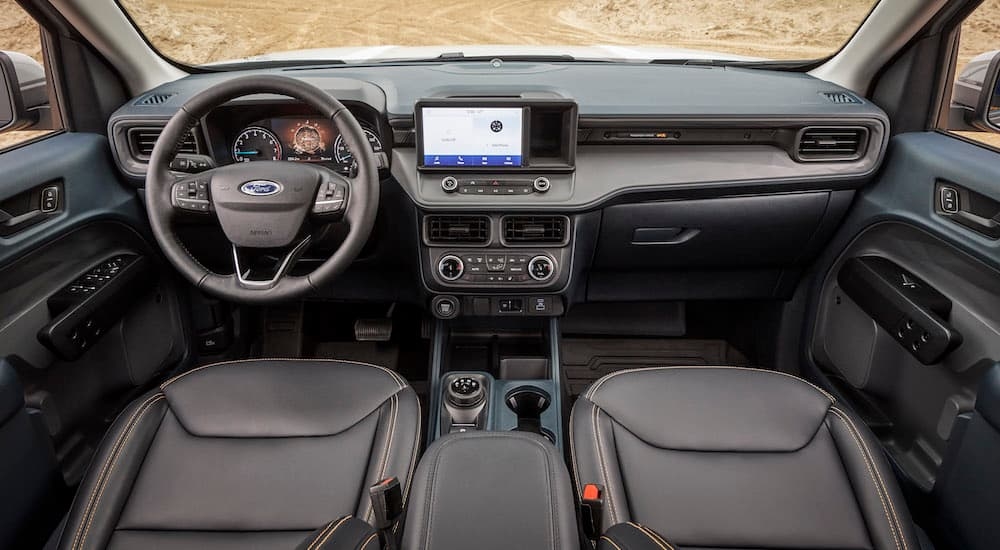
top-left (435, 251), bottom-right (557, 285)
top-left (420, 213), bottom-right (572, 292)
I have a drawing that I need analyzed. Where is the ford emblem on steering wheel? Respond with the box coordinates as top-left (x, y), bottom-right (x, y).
top-left (239, 180), bottom-right (283, 196)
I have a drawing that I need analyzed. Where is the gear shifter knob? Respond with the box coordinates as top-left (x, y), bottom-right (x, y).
top-left (447, 377), bottom-right (485, 407)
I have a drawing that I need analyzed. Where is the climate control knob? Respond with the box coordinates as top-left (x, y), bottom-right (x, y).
top-left (532, 176), bottom-right (551, 193)
top-left (441, 176), bottom-right (459, 193)
top-left (528, 255), bottom-right (555, 282)
top-left (437, 254), bottom-right (464, 281)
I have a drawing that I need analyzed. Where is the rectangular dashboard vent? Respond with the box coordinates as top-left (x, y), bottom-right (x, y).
top-left (796, 127), bottom-right (867, 161)
top-left (426, 216), bottom-right (490, 244)
top-left (502, 216), bottom-right (567, 244)
top-left (127, 127), bottom-right (200, 159)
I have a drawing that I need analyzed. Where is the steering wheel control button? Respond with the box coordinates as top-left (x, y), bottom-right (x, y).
top-left (532, 176), bottom-right (551, 193)
top-left (528, 255), bottom-right (555, 282)
top-left (313, 180), bottom-right (348, 215)
top-left (441, 176), bottom-right (459, 193)
top-left (431, 295), bottom-right (460, 319)
top-left (438, 255), bottom-right (464, 281)
top-left (172, 179), bottom-right (212, 212)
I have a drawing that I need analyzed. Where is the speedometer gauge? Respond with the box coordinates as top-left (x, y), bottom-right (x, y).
top-left (232, 127), bottom-right (282, 162)
top-left (334, 128), bottom-right (383, 164)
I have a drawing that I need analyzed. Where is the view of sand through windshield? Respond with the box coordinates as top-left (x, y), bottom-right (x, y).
top-left (117, 0), bottom-right (879, 65)
top-left (1, 0), bottom-right (999, 149)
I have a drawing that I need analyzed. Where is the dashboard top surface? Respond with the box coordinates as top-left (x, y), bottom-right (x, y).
top-left (113, 61), bottom-right (884, 120)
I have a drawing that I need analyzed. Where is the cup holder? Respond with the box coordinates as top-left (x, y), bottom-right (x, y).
top-left (505, 386), bottom-right (551, 436)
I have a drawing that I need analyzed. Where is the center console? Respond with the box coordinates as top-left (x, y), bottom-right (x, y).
top-left (404, 99), bottom-right (581, 549)
top-left (402, 431), bottom-right (579, 550)
top-left (413, 315), bottom-right (577, 548)
top-left (414, 98), bottom-right (579, 319)
top-left (427, 317), bottom-right (565, 448)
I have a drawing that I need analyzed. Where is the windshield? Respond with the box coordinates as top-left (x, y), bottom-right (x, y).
top-left (119, 0), bottom-right (878, 66)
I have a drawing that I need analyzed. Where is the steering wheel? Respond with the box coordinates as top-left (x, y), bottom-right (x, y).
top-left (145, 75), bottom-right (379, 304)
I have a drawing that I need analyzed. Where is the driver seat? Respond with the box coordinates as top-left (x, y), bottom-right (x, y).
top-left (54, 359), bottom-right (421, 550)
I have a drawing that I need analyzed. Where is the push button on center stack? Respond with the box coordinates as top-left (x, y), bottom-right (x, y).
top-left (486, 254), bottom-right (507, 272)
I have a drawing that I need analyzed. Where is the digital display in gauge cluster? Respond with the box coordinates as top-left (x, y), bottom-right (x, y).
top-left (232, 117), bottom-right (383, 166)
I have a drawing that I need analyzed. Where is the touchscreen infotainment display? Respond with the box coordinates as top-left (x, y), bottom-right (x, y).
top-left (420, 107), bottom-right (524, 167)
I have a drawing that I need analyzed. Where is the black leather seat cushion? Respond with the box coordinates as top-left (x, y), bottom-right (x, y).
top-left (571, 366), bottom-right (920, 550)
top-left (402, 431), bottom-right (580, 550)
top-left (56, 359), bottom-right (421, 550)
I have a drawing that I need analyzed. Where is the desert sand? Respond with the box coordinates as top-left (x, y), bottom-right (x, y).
top-left (1, 0), bottom-right (998, 149)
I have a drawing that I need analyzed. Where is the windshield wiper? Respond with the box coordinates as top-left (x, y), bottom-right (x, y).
top-left (372, 53), bottom-right (585, 64)
top-left (202, 59), bottom-right (346, 71)
top-left (650, 58), bottom-right (819, 70)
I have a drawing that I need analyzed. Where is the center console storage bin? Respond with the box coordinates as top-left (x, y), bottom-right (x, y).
top-left (402, 431), bottom-right (579, 550)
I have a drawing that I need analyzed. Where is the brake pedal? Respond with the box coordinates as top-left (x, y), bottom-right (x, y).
top-left (354, 318), bottom-right (392, 342)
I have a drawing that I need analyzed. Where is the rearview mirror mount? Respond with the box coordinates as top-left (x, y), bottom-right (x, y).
top-left (0, 50), bottom-right (49, 133)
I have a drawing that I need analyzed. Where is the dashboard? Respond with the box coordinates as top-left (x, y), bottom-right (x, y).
top-left (105, 61), bottom-right (891, 312)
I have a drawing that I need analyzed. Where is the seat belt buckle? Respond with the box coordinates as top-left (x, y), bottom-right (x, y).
top-left (370, 477), bottom-right (403, 530)
top-left (370, 476), bottom-right (403, 549)
top-left (580, 483), bottom-right (604, 541)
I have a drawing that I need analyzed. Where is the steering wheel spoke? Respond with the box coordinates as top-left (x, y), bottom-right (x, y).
top-left (170, 172), bottom-right (215, 215)
top-left (232, 235), bottom-right (313, 289)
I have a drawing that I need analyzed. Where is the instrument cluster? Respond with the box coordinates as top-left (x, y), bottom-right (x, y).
top-left (230, 116), bottom-right (384, 168)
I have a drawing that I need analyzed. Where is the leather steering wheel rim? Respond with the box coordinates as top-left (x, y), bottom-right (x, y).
top-left (145, 75), bottom-right (380, 304)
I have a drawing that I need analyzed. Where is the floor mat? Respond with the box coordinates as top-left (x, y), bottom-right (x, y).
top-left (311, 341), bottom-right (428, 395)
top-left (311, 341), bottom-right (401, 372)
top-left (561, 338), bottom-right (750, 397)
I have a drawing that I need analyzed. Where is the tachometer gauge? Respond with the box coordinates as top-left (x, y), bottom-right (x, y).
top-left (232, 127), bottom-right (282, 162)
top-left (334, 128), bottom-right (384, 164)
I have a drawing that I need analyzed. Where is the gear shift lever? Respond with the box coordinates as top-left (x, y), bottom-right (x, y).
top-left (446, 376), bottom-right (485, 408)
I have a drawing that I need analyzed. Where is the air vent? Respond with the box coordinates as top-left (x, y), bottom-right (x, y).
top-left (502, 216), bottom-right (568, 244)
top-left (126, 127), bottom-right (200, 159)
top-left (135, 93), bottom-right (175, 106)
top-left (821, 91), bottom-right (862, 104)
top-left (425, 216), bottom-right (490, 245)
top-left (796, 127), bottom-right (868, 161)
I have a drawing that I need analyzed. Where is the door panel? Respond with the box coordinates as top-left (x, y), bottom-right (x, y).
top-left (0, 133), bottom-right (189, 513)
top-left (806, 132), bottom-right (1000, 550)
top-left (812, 222), bottom-right (998, 488)
top-left (0, 133), bottom-right (147, 264)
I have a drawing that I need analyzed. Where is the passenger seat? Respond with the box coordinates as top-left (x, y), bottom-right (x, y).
top-left (571, 366), bottom-right (920, 550)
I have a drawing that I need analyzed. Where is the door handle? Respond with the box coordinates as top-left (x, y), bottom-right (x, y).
top-left (952, 210), bottom-right (1000, 239)
top-left (1, 208), bottom-right (43, 228)
top-left (0, 184), bottom-right (61, 237)
top-left (936, 181), bottom-right (1000, 239)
